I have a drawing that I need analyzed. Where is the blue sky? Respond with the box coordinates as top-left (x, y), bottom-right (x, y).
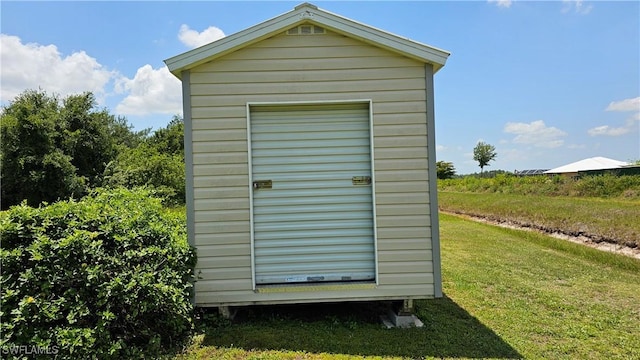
top-left (1, 1), bottom-right (638, 174)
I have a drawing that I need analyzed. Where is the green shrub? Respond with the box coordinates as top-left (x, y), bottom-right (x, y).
top-left (0, 188), bottom-right (196, 359)
top-left (438, 174), bottom-right (640, 199)
top-left (573, 173), bottom-right (640, 198)
top-left (103, 144), bottom-right (185, 205)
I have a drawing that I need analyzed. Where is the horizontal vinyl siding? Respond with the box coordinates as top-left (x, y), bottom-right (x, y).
top-left (194, 56), bottom-right (421, 73)
top-left (194, 284), bottom-right (435, 307)
top-left (190, 29), bottom-right (434, 303)
top-left (190, 79), bottom-right (425, 96)
top-left (191, 92), bottom-right (425, 109)
top-left (191, 67), bottom-right (422, 84)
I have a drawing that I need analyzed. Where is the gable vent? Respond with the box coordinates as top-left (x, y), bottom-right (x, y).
top-left (287, 25), bottom-right (325, 35)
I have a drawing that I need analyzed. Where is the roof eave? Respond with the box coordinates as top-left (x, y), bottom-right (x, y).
top-left (165, 6), bottom-right (304, 79)
top-left (164, 3), bottom-right (450, 79)
top-left (307, 5), bottom-right (450, 71)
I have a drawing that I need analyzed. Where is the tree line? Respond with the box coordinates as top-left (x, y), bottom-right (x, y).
top-left (1, 89), bottom-right (185, 209)
top-left (1, 89), bottom-right (500, 208)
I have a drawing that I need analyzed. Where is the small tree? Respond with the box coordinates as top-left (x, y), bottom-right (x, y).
top-left (473, 141), bottom-right (497, 175)
top-left (436, 161), bottom-right (456, 179)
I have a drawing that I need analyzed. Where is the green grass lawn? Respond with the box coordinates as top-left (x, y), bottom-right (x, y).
top-left (175, 213), bottom-right (640, 360)
top-left (440, 213), bottom-right (640, 359)
top-left (438, 191), bottom-right (640, 247)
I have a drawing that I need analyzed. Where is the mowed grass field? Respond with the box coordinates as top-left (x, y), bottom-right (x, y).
top-left (438, 191), bottom-right (640, 247)
top-left (176, 213), bottom-right (640, 359)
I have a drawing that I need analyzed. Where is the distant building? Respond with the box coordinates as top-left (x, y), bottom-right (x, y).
top-left (581, 164), bottom-right (640, 177)
top-left (544, 157), bottom-right (629, 177)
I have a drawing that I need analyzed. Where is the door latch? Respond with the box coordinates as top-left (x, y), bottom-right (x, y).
top-left (352, 176), bottom-right (371, 185)
top-left (253, 180), bottom-right (272, 189)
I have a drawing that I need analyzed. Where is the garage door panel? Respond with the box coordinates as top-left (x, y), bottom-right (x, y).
top-left (255, 244), bottom-right (375, 258)
top-left (253, 162), bottom-right (371, 174)
top-left (253, 138), bottom-right (370, 150)
top-left (250, 103), bottom-right (375, 285)
top-left (255, 202), bottom-right (372, 216)
top-left (252, 153), bottom-right (371, 166)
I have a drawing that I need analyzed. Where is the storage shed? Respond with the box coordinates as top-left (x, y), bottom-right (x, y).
top-left (165, 2), bottom-right (449, 309)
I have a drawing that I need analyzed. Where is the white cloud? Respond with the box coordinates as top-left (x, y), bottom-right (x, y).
top-left (562, 0), bottom-right (593, 15)
top-left (503, 120), bottom-right (567, 148)
top-left (0, 34), bottom-right (114, 103)
top-left (589, 96), bottom-right (640, 137)
top-left (488, 0), bottom-right (512, 8)
top-left (436, 144), bottom-right (446, 151)
top-left (1, 34), bottom-right (183, 118)
top-left (115, 65), bottom-right (182, 116)
top-left (587, 117), bottom-right (638, 137)
top-left (587, 125), bottom-right (630, 137)
top-left (178, 24), bottom-right (225, 49)
top-left (606, 97), bottom-right (640, 112)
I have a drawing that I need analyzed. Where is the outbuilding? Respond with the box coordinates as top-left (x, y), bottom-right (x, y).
top-left (165, 2), bottom-right (449, 310)
top-left (544, 157), bottom-right (630, 177)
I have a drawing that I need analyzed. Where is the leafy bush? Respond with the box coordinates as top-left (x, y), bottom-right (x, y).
top-left (146, 115), bottom-right (184, 157)
top-left (104, 144), bottom-right (185, 205)
top-left (0, 188), bottom-right (196, 359)
top-left (103, 116), bottom-right (186, 206)
top-left (572, 173), bottom-right (640, 198)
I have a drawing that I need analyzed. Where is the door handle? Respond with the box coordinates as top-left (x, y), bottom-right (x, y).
top-left (352, 176), bottom-right (371, 185)
top-left (253, 180), bottom-right (272, 189)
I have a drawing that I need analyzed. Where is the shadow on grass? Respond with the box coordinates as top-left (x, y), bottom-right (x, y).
top-left (198, 295), bottom-right (522, 359)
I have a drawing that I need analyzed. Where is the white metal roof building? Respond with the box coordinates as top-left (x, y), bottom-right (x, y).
top-left (544, 157), bottom-right (629, 176)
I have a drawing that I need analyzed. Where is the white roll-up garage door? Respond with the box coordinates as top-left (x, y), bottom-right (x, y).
top-left (250, 102), bottom-right (375, 285)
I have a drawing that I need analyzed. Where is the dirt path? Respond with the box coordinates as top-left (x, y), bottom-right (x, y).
top-left (442, 210), bottom-right (640, 260)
